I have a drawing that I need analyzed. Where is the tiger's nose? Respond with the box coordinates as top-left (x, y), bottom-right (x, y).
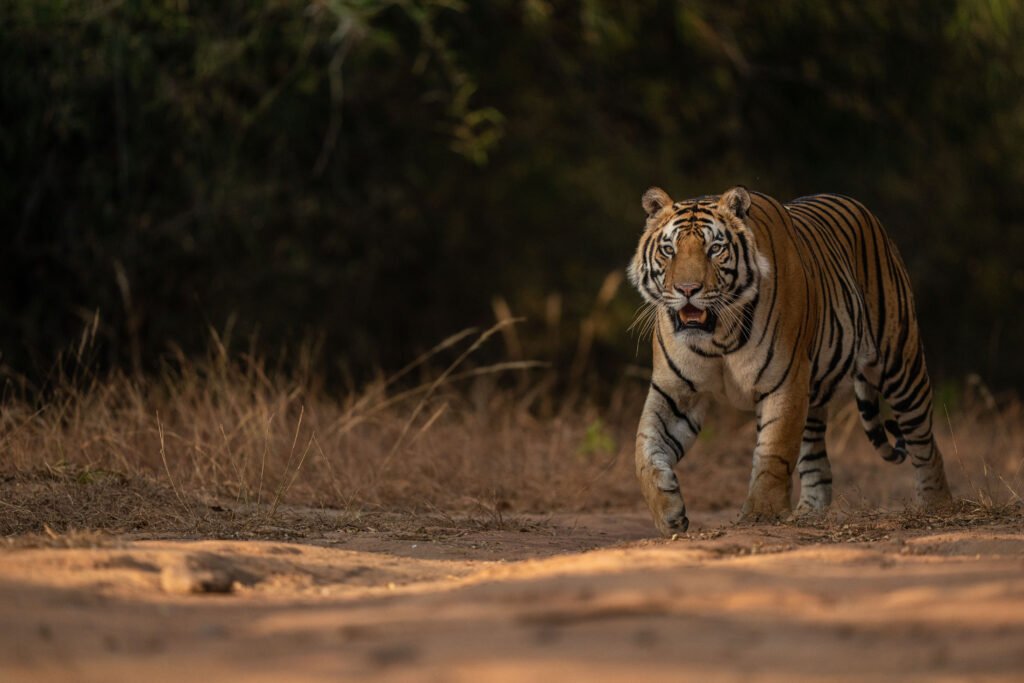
top-left (675, 282), bottom-right (702, 297)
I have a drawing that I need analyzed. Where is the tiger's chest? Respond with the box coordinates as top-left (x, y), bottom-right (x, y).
top-left (672, 343), bottom-right (763, 412)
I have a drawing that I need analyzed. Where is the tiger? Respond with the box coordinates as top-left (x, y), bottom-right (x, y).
top-left (627, 185), bottom-right (952, 536)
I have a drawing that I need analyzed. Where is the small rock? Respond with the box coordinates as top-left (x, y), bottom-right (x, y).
top-left (160, 565), bottom-right (234, 595)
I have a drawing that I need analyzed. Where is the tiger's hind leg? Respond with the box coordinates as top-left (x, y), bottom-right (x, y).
top-left (882, 347), bottom-right (952, 508)
top-left (794, 407), bottom-right (832, 515)
top-left (892, 407), bottom-right (952, 509)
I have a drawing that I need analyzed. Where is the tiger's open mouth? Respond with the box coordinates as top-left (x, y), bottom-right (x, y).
top-left (672, 304), bottom-right (716, 333)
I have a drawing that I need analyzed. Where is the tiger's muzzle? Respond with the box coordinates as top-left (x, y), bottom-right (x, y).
top-left (672, 303), bottom-right (716, 333)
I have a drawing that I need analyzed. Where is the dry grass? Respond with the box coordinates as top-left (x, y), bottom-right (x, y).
top-left (0, 324), bottom-right (639, 537)
top-left (1, 325), bottom-right (1021, 539)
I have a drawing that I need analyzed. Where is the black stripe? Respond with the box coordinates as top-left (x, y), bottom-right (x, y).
top-left (650, 382), bottom-right (699, 434)
top-left (655, 413), bottom-right (684, 461)
top-left (799, 451), bottom-right (828, 462)
top-left (655, 327), bottom-right (697, 392)
top-left (866, 425), bottom-right (887, 447)
top-left (856, 397), bottom-right (879, 420)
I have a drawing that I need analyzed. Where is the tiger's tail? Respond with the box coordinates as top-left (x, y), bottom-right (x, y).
top-left (854, 373), bottom-right (907, 464)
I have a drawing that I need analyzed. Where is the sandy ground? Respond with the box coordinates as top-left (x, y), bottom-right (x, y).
top-left (2, 511), bottom-right (1023, 682)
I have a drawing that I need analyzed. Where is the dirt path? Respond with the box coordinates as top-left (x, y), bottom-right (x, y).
top-left (2, 512), bottom-right (1023, 682)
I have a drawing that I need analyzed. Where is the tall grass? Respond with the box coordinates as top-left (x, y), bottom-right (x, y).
top-left (1, 315), bottom-right (1021, 538)
top-left (0, 321), bottom-right (642, 535)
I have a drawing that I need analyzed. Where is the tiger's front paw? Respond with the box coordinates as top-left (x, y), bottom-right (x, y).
top-left (645, 487), bottom-right (689, 537)
top-left (739, 490), bottom-right (791, 523)
top-left (654, 501), bottom-right (690, 537)
top-left (640, 471), bottom-right (690, 537)
top-left (740, 469), bottom-right (792, 523)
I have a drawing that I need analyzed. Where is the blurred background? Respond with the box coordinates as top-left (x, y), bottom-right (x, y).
top-left (3, 0), bottom-right (1023, 395)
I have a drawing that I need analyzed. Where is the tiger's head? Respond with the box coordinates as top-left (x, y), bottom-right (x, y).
top-left (627, 186), bottom-right (770, 336)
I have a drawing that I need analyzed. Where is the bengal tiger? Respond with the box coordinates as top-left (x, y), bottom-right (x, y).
top-left (627, 186), bottom-right (952, 536)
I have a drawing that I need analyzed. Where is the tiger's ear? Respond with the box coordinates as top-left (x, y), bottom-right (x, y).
top-left (718, 186), bottom-right (751, 220)
top-left (642, 187), bottom-right (672, 217)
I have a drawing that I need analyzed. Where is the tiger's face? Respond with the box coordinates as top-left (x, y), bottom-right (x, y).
top-left (628, 186), bottom-right (769, 336)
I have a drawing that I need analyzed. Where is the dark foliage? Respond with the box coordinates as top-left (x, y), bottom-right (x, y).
top-left (3, 1), bottom-right (1022, 391)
